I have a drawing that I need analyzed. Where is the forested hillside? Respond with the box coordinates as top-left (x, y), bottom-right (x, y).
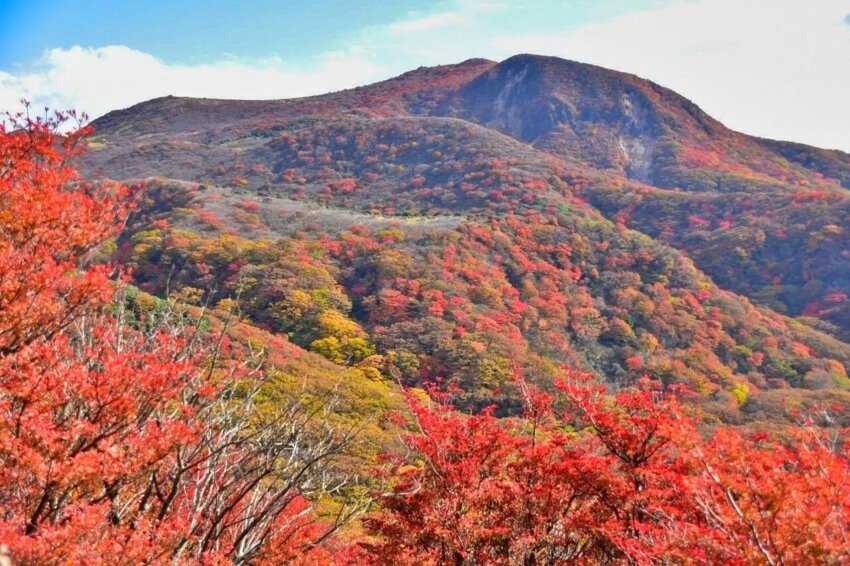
top-left (2, 54), bottom-right (849, 563)
top-left (83, 54), bottom-right (850, 425)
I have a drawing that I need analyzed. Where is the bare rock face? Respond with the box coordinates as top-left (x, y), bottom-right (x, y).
top-left (428, 55), bottom-right (680, 183)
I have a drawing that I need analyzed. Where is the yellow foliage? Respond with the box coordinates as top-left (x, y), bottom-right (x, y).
top-left (311, 336), bottom-right (345, 364)
top-left (318, 309), bottom-right (363, 340)
top-left (216, 297), bottom-right (238, 314)
top-left (731, 383), bottom-right (749, 405)
top-left (638, 332), bottom-right (660, 354)
top-left (170, 286), bottom-right (204, 305)
top-left (133, 293), bottom-right (158, 313)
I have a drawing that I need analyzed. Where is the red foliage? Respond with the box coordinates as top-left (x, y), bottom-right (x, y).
top-left (197, 209), bottom-right (223, 230)
top-left (0, 111), bottom-right (122, 355)
top-left (825, 292), bottom-right (848, 304)
top-left (237, 200), bottom-right (260, 212)
top-left (0, 111), bottom-right (333, 563)
top-left (802, 301), bottom-right (822, 316)
top-left (361, 370), bottom-right (850, 564)
top-left (329, 178), bottom-right (357, 194)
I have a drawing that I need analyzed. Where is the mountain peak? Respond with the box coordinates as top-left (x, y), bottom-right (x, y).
top-left (90, 54), bottom-right (850, 192)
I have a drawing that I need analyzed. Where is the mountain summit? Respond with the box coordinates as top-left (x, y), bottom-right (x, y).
top-left (92, 54), bottom-right (850, 190)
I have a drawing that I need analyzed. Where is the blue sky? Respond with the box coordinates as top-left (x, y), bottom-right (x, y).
top-left (0, 1), bottom-right (430, 66)
top-left (2, 0), bottom-right (849, 151)
top-left (0, 1), bottom-right (664, 67)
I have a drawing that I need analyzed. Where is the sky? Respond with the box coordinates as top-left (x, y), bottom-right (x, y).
top-left (1, 0), bottom-right (849, 151)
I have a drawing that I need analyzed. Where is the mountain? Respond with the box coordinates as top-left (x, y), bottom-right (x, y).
top-left (81, 54), bottom-right (850, 425)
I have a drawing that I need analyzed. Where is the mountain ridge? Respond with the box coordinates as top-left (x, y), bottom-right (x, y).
top-left (93, 54), bottom-right (850, 181)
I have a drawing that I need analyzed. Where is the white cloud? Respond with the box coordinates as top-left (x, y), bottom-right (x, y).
top-left (387, 12), bottom-right (467, 34)
top-left (0, 45), bottom-right (386, 121)
top-left (485, 0), bottom-right (850, 151)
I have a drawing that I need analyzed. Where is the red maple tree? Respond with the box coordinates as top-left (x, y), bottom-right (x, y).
top-left (0, 109), bottom-right (349, 564)
top-left (361, 370), bottom-right (850, 564)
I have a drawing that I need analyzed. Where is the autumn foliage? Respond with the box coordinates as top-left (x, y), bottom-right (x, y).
top-left (0, 111), bottom-right (344, 563)
top-left (362, 371), bottom-right (850, 564)
top-left (4, 100), bottom-right (850, 564)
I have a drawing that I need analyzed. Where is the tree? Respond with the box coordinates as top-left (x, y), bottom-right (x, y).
top-left (0, 107), bottom-right (120, 356)
top-left (0, 109), bottom-right (356, 564)
top-left (361, 369), bottom-right (850, 564)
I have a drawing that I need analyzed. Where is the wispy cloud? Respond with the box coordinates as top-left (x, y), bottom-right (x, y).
top-left (387, 12), bottom-right (467, 34)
